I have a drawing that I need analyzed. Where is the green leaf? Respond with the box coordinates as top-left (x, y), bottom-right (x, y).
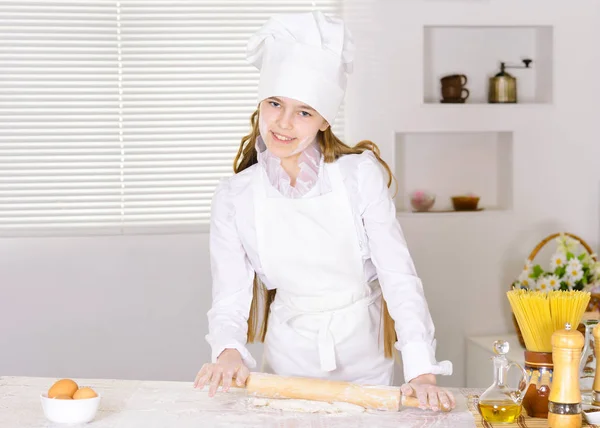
top-left (567, 252), bottom-right (575, 260)
top-left (578, 253), bottom-right (586, 261)
top-left (532, 265), bottom-right (544, 279)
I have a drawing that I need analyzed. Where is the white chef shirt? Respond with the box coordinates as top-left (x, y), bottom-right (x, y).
top-left (205, 149), bottom-right (452, 383)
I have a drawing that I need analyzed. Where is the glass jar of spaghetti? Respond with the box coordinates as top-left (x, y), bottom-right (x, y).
top-left (522, 350), bottom-right (553, 418)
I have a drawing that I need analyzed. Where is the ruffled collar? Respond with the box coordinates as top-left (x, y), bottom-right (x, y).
top-left (255, 136), bottom-right (322, 198)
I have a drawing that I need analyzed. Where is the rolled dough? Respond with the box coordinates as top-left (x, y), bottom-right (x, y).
top-left (248, 397), bottom-right (366, 414)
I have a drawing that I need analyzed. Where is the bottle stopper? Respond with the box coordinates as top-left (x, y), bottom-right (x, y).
top-left (493, 340), bottom-right (510, 355)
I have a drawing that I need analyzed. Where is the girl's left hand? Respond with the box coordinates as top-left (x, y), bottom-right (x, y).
top-left (400, 374), bottom-right (456, 412)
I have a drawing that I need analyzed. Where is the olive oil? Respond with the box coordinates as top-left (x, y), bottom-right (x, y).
top-left (479, 400), bottom-right (522, 423)
top-left (477, 340), bottom-right (528, 423)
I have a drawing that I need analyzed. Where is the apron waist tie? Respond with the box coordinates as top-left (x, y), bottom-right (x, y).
top-left (272, 286), bottom-right (383, 373)
top-left (318, 313), bottom-right (336, 372)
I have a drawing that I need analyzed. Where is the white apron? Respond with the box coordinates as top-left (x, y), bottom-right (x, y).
top-left (253, 160), bottom-right (394, 386)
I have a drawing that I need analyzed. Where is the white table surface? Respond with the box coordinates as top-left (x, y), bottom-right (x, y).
top-left (0, 376), bottom-right (478, 428)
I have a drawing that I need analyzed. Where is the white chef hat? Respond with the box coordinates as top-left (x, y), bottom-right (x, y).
top-left (246, 10), bottom-right (355, 126)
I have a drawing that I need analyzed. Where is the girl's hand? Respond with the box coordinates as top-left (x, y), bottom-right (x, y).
top-left (193, 349), bottom-right (250, 397)
top-left (400, 373), bottom-right (456, 412)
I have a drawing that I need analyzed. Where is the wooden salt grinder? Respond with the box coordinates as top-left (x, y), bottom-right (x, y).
top-left (548, 323), bottom-right (585, 428)
top-left (592, 323), bottom-right (600, 406)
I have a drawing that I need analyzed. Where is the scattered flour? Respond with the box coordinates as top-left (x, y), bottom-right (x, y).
top-left (248, 397), bottom-right (366, 414)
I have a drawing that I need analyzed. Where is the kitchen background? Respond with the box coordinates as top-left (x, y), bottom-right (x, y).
top-left (1, 0), bottom-right (599, 389)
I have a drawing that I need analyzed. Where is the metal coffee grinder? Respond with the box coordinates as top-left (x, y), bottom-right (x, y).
top-left (488, 58), bottom-right (533, 103)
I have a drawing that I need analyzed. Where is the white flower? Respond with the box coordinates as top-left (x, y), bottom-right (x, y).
top-left (547, 274), bottom-right (561, 290)
top-left (565, 277), bottom-right (575, 290)
top-left (518, 271), bottom-right (535, 289)
top-left (593, 261), bottom-right (600, 277)
top-left (550, 252), bottom-right (567, 270)
top-left (522, 259), bottom-right (533, 274)
top-left (571, 271), bottom-right (584, 282)
top-left (536, 277), bottom-right (551, 292)
top-left (556, 234), bottom-right (579, 254)
top-left (581, 252), bottom-right (596, 266)
top-left (566, 258), bottom-right (583, 282)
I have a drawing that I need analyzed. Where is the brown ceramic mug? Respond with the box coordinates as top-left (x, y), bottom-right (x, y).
top-left (442, 74), bottom-right (467, 87)
top-left (440, 74), bottom-right (469, 102)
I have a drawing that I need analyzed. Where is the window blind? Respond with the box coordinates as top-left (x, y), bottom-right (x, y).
top-left (0, 0), bottom-right (345, 236)
top-left (0, 1), bottom-right (122, 235)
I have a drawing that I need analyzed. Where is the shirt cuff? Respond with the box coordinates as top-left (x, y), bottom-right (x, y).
top-left (396, 340), bottom-right (453, 383)
top-left (210, 339), bottom-right (258, 369)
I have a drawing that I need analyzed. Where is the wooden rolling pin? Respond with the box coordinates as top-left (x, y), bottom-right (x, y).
top-left (241, 372), bottom-right (441, 412)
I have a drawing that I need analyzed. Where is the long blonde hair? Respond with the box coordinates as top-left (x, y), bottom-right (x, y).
top-left (234, 107), bottom-right (399, 359)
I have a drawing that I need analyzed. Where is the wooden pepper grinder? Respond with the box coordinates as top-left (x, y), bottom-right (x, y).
top-left (592, 323), bottom-right (600, 406)
top-left (548, 322), bottom-right (585, 428)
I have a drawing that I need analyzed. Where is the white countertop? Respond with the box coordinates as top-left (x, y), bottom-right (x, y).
top-left (0, 376), bottom-right (478, 428)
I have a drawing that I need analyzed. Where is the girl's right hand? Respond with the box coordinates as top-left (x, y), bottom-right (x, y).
top-left (193, 349), bottom-right (250, 397)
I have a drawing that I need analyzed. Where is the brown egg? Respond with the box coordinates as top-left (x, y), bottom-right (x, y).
top-left (53, 394), bottom-right (73, 400)
top-left (48, 379), bottom-right (79, 398)
top-left (73, 387), bottom-right (98, 399)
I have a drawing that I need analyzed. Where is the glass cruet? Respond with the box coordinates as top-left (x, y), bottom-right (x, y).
top-left (478, 340), bottom-right (529, 423)
top-left (579, 318), bottom-right (598, 402)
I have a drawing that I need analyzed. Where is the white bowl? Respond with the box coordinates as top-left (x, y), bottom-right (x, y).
top-left (409, 190), bottom-right (436, 212)
top-left (40, 393), bottom-right (101, 424)
top-left (583, 405), bottom-right (600, 424)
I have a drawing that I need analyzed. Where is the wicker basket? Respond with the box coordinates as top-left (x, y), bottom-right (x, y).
top-left (511, 232), bottom-right (600, 349)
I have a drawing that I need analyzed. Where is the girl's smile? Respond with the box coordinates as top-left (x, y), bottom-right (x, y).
top-left (270, 130), bottom-right (296, 144)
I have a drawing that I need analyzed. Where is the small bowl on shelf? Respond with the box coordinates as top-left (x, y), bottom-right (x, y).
top-left (583, 405), bottom-right (600, 424)
top-left (409, 190), bottom-right (436, 212)
top-left (451, 195), bottom-right (480, 211)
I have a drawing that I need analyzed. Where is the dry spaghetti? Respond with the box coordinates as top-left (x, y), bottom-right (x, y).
top-left (507, 289), bottom-right (590, 352)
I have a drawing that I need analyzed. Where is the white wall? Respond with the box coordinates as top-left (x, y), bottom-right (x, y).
top-left (343, 0), bottom-right (600, 387)
top-left (2, 0), bottom-right (600, 388)
top-left (0, 233), bottom-right (266, 382)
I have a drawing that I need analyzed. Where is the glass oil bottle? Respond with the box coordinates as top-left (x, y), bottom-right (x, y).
top-left (478, 340), bottom-right (528, 423)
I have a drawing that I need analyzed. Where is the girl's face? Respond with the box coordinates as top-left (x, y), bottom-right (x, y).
top-left (258, 96), bottom-right (329, 159)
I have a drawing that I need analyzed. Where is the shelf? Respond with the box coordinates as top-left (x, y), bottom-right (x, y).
top-left (419, 103), bottom-right (553, 111)
top-left (393, 131), bottom-right (513, 213)
top-left (396, 208), bottom-right (512, 218)
top-left (416, 103), bottom-right (554, 129)
top-left (390, 103), bottom-right (555, 138)
top-left (423, 25), bottom-right (553, 104)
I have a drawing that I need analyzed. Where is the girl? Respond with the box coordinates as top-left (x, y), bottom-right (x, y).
top-left (194, 11), bottom-right (455, 412)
